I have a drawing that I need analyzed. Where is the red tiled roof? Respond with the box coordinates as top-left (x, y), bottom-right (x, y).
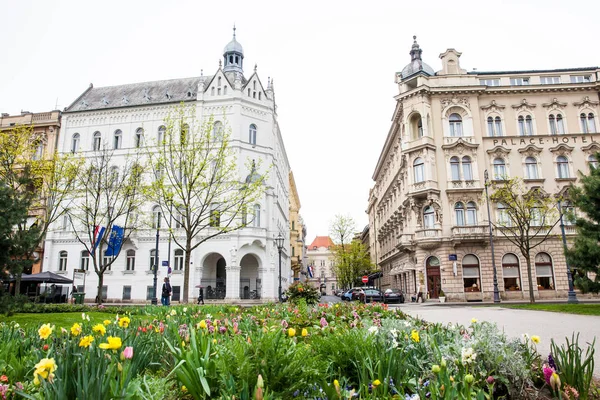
top-left (308, 236), bottom-right (334, 249)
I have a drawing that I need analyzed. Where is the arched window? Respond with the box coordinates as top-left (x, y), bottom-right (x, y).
top-left (413, 158), bottom-right (425, 183)
top-left (493, 158), bottom-right (506, 180)
top-left (135, 128), bottom-right (144, 148)
top-left (487, 116), bottom-right (502, 136)
top-left (249, 124), bottom-right (257, 145)
top-left (497, 203), bottom-right (511, 226)
top-left (462, 156), bottom-right (473, 180)
top-left (71, 133), bottom-right (80, 153)
top-left (180, 124), bottom-right (189, 145)
top-left (487, 116), bottom-right (494, 136)
top-left (152, 205), bottom-right (161, 229)
top-left (213, 121), bottom-right (223, 141)
top-left (535, 253), bottom-right (554, 290)
top-left (502, 253), bottom-right (521, 291)
top-left (450, 156), bottom-right (460, 180)
top-left (157, 126), bottom-right (166, 144)
top-left (466, 201), bottom-right (477, 225)
top-left (149, 249), bottom-right (157, 271)
top-left (93, 131), bottom-right (102, 151)
top-left (531, 204), bottom-right (543, 226)
top-left (218, 77), bottom-right (222, 87)
top-left (80, 250), bottom-right (90, 271)
top-left (126, 250), bottom-right (136, 271)
top-left (241, 206), bottom-right (248, 225)
top-left (423, 206), bottom-right (435, 228)
top-left (449, 113), bottom-right (463, 137)
top-left (588, 155), bottom-right (598, 170)
top-left (59, 251), bottom-right (68, 271)
top-left (174, 249), bottom-right (184, 271)
top-left (557, 156), bottom-right (570, 178)
top-left (518, 115), bottom-right (534, 136)
top-left (210, 204), bottom-right (220, 227)
top-left (410, 114), bottom-right (423, 139)
top-left (581, 112), bottom-right (597, 133)
top-left (494, 116), bottom-right (502, 136)
top-left (253, 204), bottom-right (261, 227)
top-left (454, 202), bottom-right (465, 226)
top-left (462, 254), bottom-right (480, 292)
top-left (113, 130), bottom-right (122, 149)
top-left (549, 114), bottom-right (565, 135)
top-left (224, 86), bottom-right (228, 95)
top-left (561, 201), bottom-right (576, 226)
top-left (525, 157), bottom-right (539, 179)
top-left (110, 166), bottom-right (119, 188)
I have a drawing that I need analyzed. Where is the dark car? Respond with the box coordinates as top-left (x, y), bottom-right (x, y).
top-left (358, 288), bottom-right (383, 303)
top-left (384, 288), bottom-right (405, 303)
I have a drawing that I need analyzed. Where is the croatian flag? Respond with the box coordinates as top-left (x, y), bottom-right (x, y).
top-left (307, 264), bottom-right (314, 278)
top-left (91, 225), bottom-right (106, 255)
top-left (105, 225), bottom-right (124, 257)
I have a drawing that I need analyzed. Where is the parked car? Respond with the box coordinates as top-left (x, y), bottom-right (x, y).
top-left (342, 288), bottom-right (361, 301)
top-left (384, 288), bottom-right (405, 303)
top-left (350, 286), bottom-right (378, 301)
top-left (358, 288), bottom-right (383, 303)
top-left (334, 289), bottom-right (345, 297)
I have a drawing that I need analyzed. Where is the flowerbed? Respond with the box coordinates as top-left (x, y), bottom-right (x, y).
top-left (0, 302), bottom-right (594, 399)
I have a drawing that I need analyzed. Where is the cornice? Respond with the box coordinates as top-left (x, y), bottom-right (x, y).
top-left (480, 100), bottom-right (506, 112)
top-left (403, 142), bottom-right (437, 154)
top-left (511, 98), bottom-right (537, 111)
top-left (542, 97), bottom-right (568, 109)
top-left (518, 144), bottom-right (543, 154)
top-left (548, 143), bottom-right (575, 153)
top-left (573, 95), bottom-right (600, 108)
top-left (486, 145), bottom-right (511, 155)
top-left (441, 137), bottom-right (479, 151)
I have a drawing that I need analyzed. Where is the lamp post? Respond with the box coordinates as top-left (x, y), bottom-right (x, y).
top-left (167, 200), bottom-right (173, 275)
top-left (151, 212), bottom-right (161, 305)
top-left (557, 201), bottom-right (578, 303)
top-left (484, 170), bottom-right (501, 303)
top-left (275, 233), bottom-right (284, 302)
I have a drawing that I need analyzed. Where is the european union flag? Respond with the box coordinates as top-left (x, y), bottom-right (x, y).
top-left (105, 225), bottom-right (124, 257)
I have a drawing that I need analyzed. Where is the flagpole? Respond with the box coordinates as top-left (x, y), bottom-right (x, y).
top-left (152, 213), bottom-right (161, 306)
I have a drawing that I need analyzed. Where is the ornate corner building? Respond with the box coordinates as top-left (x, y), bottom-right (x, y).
top-left (368, 37), bottom-right (600, 302)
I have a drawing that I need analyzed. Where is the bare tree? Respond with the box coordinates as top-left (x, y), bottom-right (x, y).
top-left (145, 105), bottom-right (266, 303)
top-left (66, 147), bottom-right (144, 303)
top-left (488, 178), bottom-right (561, 303)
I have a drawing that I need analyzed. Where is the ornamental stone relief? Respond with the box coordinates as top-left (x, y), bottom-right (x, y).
top-left (574, 96), bottom-right (600, 109)
top-left (511, 99), bottom-right (537, 112)
top-left (542, 98), bottom-right (567, 110)
top-left (480, 100), bottom-right (506, 114)
top-left (441, 97), bottom-right (470, 110)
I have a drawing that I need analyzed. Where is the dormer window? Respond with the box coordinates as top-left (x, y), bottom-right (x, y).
top-left (510, 77), bottom-right (530, 85)
top-left (540, 76), bottom-right (561, 84)
top-left (480, 79), bottom-right (500, 86)
top-left (571, 75), bottom-right (591, 83)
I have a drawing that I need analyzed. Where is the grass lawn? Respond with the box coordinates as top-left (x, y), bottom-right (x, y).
top-left (0, 312), bottom-right (123, 329)
top-left (502, 303), bottom-right (600, 316)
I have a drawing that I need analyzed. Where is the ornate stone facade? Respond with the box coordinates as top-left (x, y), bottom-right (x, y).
top-left (369, 39), bottom-right (600, 301)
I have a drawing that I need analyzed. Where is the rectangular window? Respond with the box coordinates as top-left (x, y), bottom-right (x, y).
top-left (479, 79), bottom-right (500, 86)
top-left (146, 286), bottom-right (155, 301)
top-left (510, 77), bottom-right (530, 85)
top-left (122, 286), bottom-right (131, 300)
top-left (77, 285), bottom-right (84, 293)
top-left (172, 286), bottom-right (181, 302)
top-left (503, 266), bottom-right (520, 290)
top-left (101, 285), bottom-right (108, 300)
top-left (540, 76), bottom-right (561, 84)
top-left (570, 75), bottom-right (591, 83)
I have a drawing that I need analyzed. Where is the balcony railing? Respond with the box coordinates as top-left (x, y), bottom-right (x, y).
top-left (451, 225), bottom-right (488, 237)
top-left (415, 228), bottom-right (441, 238)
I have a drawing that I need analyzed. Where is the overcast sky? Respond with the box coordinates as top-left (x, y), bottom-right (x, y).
top-left (2, 0), bottom-right (600, 242)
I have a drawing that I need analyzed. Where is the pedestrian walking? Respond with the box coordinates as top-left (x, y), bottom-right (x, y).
top-left (197, 287), bottom-right (204, 305)
top-left (161, 277), bottom-right (172, 306)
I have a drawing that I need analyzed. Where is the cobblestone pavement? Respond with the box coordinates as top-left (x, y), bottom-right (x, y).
top-left (393, 303), bottom-right (600, 376)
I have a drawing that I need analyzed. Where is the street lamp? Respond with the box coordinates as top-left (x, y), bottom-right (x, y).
top-left (151, 212), bottom-right (161, 305)
top-left (557, 200), bottom-right (578, 303)
top-left (275, 233), bottom-right (285, 302)
top-left (484, 170), bottom-right (501, 303)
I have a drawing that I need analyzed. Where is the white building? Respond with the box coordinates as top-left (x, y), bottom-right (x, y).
top-left (43, 30), bottom-right (292, 303)
top-left (306, 236), bottom-right (338, 295)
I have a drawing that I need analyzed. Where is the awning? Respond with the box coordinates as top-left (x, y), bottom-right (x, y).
top-left (20, 272), bottom-right (73, 284)
top-left (368, 271), bottom-right (383, 280)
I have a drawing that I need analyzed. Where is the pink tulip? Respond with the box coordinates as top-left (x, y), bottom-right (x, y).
top-left (123, 346), bottom-right (134, 359)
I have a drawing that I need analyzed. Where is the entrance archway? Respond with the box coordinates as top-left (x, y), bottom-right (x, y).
top-left (201, 253), bottom-right (226, 299)
top-left (426, 256), bottom-right (441, 299)
top-left (240, 254), bottom-right (261, 299)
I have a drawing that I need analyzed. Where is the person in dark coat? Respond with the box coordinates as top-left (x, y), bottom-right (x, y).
top-left (197, 287), bottom-right (204, 305)
top-left (161, 277), bottom-right (172, 306)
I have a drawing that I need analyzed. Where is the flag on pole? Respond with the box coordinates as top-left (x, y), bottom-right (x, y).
top-left (92, 225), bottom-right (106, 255)
top-left (104, 225), bottom-right (124, 257)
top-left (307, 264), bottom-right (314, 278)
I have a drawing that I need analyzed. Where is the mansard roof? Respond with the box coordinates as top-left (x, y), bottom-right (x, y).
top-left (65, 76), bottom-right (210, 112)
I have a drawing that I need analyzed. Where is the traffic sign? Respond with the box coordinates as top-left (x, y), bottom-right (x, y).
top-left (362, 276), bottom-right (368, 284)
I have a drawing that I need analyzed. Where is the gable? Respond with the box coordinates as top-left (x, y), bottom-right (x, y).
top-left (243, 72), bottom-right (267, 101)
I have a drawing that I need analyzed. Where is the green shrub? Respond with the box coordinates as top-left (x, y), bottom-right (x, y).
top-left (285, 282), bottom-right (320, 305)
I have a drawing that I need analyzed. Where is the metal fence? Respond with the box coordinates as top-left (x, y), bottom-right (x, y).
top-left (239, 278), bottom-right (261, 299)
top-left (199, 278), bottom-right (226, 299)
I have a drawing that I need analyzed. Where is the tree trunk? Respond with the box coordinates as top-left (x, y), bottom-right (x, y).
top-left (525, 255), bottom-right (535, 304)
top-left (96, 271), bottom-right (104, 304)
top-left (182, 239), bottom-right (192, 304)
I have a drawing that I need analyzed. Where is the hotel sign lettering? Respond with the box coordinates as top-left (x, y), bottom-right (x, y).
top-left (492, 136), bottom-right (598, 147)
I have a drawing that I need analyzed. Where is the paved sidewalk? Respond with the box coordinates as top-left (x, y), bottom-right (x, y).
top-left (395, 303), bottom-right (600, 376)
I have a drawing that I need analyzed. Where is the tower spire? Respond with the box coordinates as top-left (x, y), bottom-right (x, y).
top-left (410, 35), bottom-right (423, 61)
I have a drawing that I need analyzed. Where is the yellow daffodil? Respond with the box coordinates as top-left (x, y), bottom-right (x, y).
top-left (182, 386), bottom-right (187, 392)
top-left (198, 320), bottom-right (207, 329)
top-left (531, 335), bottom-right (541, 344)
top-left (301, 328), bottom-right (308, 337)
top-left (373, 379), bottom-right (381, 387)
top-left (70, 323), bottom-right (82, 337)
top-left (92, 323), bottom-right (106, 336)
top-left (33, 358), bottom-right (56, 385)
top-left (118, 316), bottom-right (131, 328)
top-left (103, 320), bottom-right (112, 326)
top-left (471, 318), bottom-right (478, 324)
top-left (288, 328), bottom-right (296, 337)
top-left (99, 336), bottom-right (122, 351)
top-left (410, 330), bottom-right (420, 343)
top-left (79, 335), bottom-right (94, 348)
top-left (38, 324), bottom-right (54, 340)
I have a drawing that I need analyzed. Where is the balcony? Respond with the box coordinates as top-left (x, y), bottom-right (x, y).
top-left (415, 228), bottom-right (441, 238)
top-left (451, 225), bottom-right (488, 243)
top-left (563, 225), bottom-right (577, 235)
top-left (410, 180), bottom-right (439, 195)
